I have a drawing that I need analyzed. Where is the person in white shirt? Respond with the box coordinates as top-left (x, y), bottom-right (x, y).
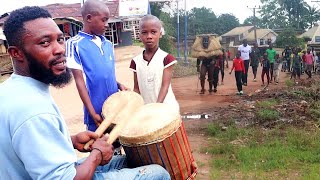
top-left (238, 39), bottom-right (252, 86)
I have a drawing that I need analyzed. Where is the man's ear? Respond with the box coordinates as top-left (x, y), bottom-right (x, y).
top-left (86, 14), bottom-right (92, 23)
top-left (8, 46), bottom-right (24, 62)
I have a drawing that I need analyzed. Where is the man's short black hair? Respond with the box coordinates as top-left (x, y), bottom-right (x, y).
top-left (3, 6), bottom-right (52, 47)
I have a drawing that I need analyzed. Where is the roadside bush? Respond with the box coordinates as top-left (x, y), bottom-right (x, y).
top-left (256, 109), bottom-right (280, 122)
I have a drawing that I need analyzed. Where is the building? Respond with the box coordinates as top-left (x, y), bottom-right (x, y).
top-left (299, 23), bottom-right (320, 44)
top-left (0, 1), bottom-right (140, 47)
top-left (0, 1), bottom-right (145, 74)
top-left (43, 2), bottom-right (133, 47)
top-left (220, 26), bottom-right (255, 46)
top-left (221, 26), bottom-right (278, 47)
top-left (245, 29), bottom-right (278, 46)
top-left (299, 23), bottom-right (320, 51)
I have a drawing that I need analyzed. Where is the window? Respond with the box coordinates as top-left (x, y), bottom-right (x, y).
top-left (123, 21), bottom-right (131, 31)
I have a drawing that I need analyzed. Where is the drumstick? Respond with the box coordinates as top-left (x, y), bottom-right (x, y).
top-left (106, 100), bottom-right (138, 144)
top-left (84, 91), bottom-right (143, 150)
top-left (83, 106), bottom-right (123, 150)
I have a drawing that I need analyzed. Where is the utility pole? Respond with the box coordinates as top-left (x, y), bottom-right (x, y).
top-left (247, 5), bottom-right (261, 45)
top-left (184, 0), bottom-right (189, 65)
top-left (176, 0), bottom-right (181, 60)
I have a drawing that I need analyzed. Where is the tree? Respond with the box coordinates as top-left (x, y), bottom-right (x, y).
top-left (149, 2), bottom-right (175, 54)
top-left (215, 13), bottom-right (240, 35)
top-left (304, 4), bottom-right (320, 29)
top-left (259, 0), bottom-right (288, 29)
top-left (243, 16), bottom-right (264, 28)
top-left (259, 0), bottom-right (318, 30)
top-left (150, 2), bottom-right (168, 17)
top-left (275, 28), bottom-right (304, 48)
top-left (159, 12), bottom-right (175, 54)
top-left (187, 7), bottom-right (217, 35)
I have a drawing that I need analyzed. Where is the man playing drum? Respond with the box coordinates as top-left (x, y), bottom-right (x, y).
top-left (0, 5), bottom-right (170, 180)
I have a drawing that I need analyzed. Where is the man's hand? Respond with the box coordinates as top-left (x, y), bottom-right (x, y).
top-left (72, 131), bottom-right (99, 152)
top-left (92, 113), bottom-right (103, 127)
top-left (92, 135), bottom-right (114, 165)
top-left (226, 63), bottom-right (229, 68)
top-left (229, 71), bottom-right (232, 75)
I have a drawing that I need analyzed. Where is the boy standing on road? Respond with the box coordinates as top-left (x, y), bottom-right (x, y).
top-left (238, 39), bottom-right (251, 86)
top-left (291, 49), bottom-right (302, 82)
top-left (273, 54), bottom-right (281, 84)
top-left (261, 53), bottom-right (271, 87)
top-left (250, 43), bottom-right (260, 82)
top-left (229, 51), bottom-right (245, 95)
top-left (266, 44), bottom-right (276, 83)
top-left (304, 48), bottom-right (314, 79)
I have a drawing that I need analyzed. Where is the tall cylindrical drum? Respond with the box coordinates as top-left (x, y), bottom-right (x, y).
top-left (119, 103), bottom-right (197, 180)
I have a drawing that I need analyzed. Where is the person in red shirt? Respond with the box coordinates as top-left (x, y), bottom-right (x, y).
top-left (227, 49), bottom-right (231, 60)
top-left (229, 51), bottom-right (246, 95)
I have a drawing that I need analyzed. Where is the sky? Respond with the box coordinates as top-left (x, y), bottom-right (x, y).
top-left (0, 0), bottom-right (319, 23)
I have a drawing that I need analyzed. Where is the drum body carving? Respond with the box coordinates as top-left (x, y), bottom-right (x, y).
top-left (119, 103), bottom-right (197, 180)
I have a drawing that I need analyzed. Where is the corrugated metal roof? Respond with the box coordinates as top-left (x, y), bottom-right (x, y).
top-left (0, 1), bottom-right (121, 25)
top-left (299, 24), bottom-right (320, 39)
top-left (244, 29), bottom-right (277, 41)
top-left (221, 26), bottom-right (254, 37)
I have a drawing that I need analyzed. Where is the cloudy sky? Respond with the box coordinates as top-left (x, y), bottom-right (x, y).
top-left (0, 0), bottom-right (318, 23)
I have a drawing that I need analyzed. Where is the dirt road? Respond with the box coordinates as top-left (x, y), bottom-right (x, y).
top-left (51, 46), bottom-right (288, 179)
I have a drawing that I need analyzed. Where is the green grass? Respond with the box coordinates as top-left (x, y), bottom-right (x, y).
top-left (132, 39), bottom-right (144, 47)
top-left (255, 99), bottom-right (281, 123)
top-left (206, 123), bottom-right (320, 179)
top-left (285, 79), bottom-right (294, 87)
top-left (256, 109), bottom-right (280, 122)
top-left (256, 99), bottom-right (279, 109)
top-left (173, 58), bottom-right (198, 78)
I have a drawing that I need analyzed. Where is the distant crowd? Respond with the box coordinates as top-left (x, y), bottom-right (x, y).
top-left (230, 40), bottom-right (318, 95)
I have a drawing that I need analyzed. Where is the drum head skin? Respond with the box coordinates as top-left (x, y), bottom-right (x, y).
top-left (101, 91), bottom-right (144, 124)
top-left (119, 103), bottom-right (181, 146)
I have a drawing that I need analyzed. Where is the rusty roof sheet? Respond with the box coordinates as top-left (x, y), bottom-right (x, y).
top-left (0, 1), bottom-right (120, 25)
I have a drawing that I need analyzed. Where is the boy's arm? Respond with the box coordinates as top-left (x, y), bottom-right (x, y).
top-left (133, 72), bottom-right (140, 94)
top-left (242, 60), bottom-right (246, 74)
top-left (229, 60), bottom-right (235, 73)
top-left (66, 40), bottom-right (102, 127)
top-left (72, 69), bottom-right (102, 126)
top-left (157, 65), bottom-right (174, 103)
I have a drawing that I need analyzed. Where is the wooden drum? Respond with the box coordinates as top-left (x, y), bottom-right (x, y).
top-left (119, 103), bottom-right (197, 180)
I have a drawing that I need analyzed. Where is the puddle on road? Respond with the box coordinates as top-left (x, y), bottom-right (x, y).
top-left (181, 114), bottom-right (210, 120)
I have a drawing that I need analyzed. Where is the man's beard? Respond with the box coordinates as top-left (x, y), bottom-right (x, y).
top-left (24, 51), bottom-right (72, 88)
